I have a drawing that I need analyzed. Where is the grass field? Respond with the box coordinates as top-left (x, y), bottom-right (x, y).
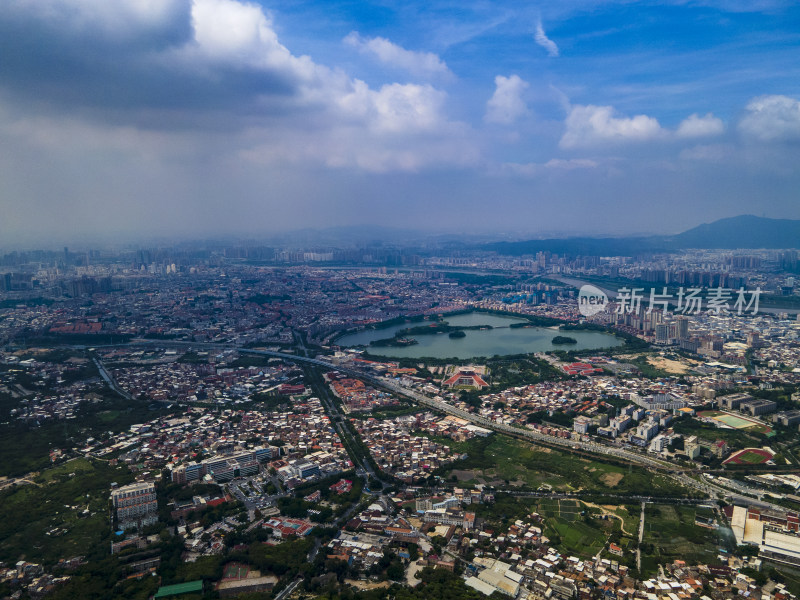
top-left (611, 505), bottom-right (640, 536)
top-left (546, 517), bottom-right (608, 556)
top-left (0, 457), bottom-right (135, 566)
top-left (723, 448), bottom-right (774, 465)
top-left (640, 504), bottom-right (731, 576)
top-left (672, 416), bottom-right (763, 450)
top-left (738, 451), bottom-right (769, 463)
top-left (537, 498), bottom-right (581, 517)
top-left (536, 499), bottom-right (620, 558)
top-left (473, 495), bottom-right (639, 562)
top-left (768, 564), bottom-right (800, 598)
top-left (0, 390), bottom-right (174, 478)
top-left (430, 434), bottom-right (691, 497)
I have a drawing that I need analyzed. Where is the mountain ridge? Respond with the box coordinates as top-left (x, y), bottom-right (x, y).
top-left (486, 215), bottom-right (800, 256)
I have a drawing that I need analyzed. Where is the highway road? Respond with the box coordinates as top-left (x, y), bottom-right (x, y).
top-left (91, 339), bottom-right (790, 512)
top-left (301, 365), bottom-right (379, 484)
top-left (93, 356), bottom-right (133, 401)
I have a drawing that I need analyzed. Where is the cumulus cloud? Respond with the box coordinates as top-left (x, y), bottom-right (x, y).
top-left (239, 78), bottom-right (480, 173)
top-left (343, 31), bottom-right (452, 79)
top-left (534, 20), bottom-right (559, 57)
top-left (0, 0), bottom-right (322, 121)
top-left (676, 113), bottom-right (724, 138)
top-left (485, 75), bottom-right (529, 124)
top-left (0, 0), bottom-right (475, 173)
top-left (739, 94), bottom-right (800, 142)
top-left (337, 81), bottom-right (447, 134)
top-left (190, 0), bottom-right (290, 66)
top-left (560, 104), bottom-right (664, 148)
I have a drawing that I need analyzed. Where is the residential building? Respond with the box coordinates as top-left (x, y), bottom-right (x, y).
top-left (111, 482), bottom-right (158, 529)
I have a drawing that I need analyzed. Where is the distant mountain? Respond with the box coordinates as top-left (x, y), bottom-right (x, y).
top-left (670, 215), bottom-right (800, 249)
top-left (484, 236), bottom-right (667, 257)
top-left (485, 215), bottom-right (800, 256)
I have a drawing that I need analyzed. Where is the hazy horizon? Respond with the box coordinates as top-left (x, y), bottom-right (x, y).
top-left (1, 1), bottom-right (799, 245)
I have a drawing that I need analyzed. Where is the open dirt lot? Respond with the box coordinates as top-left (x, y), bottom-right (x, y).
top-left (600, 472), bottom-right (624, 487)
top-left (647, 356), bottom-right (701, 374)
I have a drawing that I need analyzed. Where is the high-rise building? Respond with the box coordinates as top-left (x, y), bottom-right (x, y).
top-left (674, 316), bottom-right (689, 340)
top-left (111, 482), bottom-right (158, 530)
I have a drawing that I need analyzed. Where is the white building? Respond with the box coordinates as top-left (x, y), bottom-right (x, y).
top-left (111, 482), bottom-right (158, 529)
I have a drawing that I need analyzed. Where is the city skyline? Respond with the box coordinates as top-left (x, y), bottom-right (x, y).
top-left (1, 0), bottom-right (799, 244)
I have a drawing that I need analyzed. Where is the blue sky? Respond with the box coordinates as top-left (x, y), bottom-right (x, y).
top-left (0, 0), bottom-right (799, 245)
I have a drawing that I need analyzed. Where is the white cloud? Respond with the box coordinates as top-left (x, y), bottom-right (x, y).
top-left (534, 20), bottom-right (559, 58)
top-left (240, 80), bottom-right (479, 173)
top-left (5, 0), bottom-right (480, 174)
top-left (240, 113), bottom-right (478, 173)
top-left (485, 75), bottom-right (529, 125)
top-left (187, 0), bottom-right (321, 83)
top-left (337, 81), bottom-right (447, 134)
top-left (560, 104), bottom-right (664, 148)
top-left (738, 94), bottom-right (800, 142)
top-left (498, 158), bottom-right (600, 177)
top-left (544, 158), bottom-right (599, 170)
top-left (676, 112), bottom-right (724, 138)
top-left (343, 32), bottom-right (452, 79)
top-left (679, 143), bottom-right (734, 162)
top-left (191, 0), bottom-right (278, 62)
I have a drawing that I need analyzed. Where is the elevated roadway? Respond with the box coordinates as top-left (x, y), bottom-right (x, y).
top-left (91, 339), bottom-right (788, 511)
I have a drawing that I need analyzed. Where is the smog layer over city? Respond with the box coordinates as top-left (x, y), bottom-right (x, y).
top-left (1, 2), bottom-right (800, 600)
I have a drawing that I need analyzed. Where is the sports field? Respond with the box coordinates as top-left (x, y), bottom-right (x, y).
top-left (723, 448), bottom-right (774, 465)
top-left (715, 414), bottom-right (756, 428)
top-left (698, 411), bottom-right (772, 434)
top-left (222, 563), bottom-right (249, 580)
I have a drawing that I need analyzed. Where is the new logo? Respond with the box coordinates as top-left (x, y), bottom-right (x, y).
top-left (578, 285), bottom-right (608, 317)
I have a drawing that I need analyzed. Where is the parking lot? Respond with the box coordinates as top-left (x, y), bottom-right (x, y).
top-left (227, 472), bottom-right (287, 512)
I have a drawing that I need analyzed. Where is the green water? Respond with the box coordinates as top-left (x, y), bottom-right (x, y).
top-left (335, 312), bottom-right (623, 359)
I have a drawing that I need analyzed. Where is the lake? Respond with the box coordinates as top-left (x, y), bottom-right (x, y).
top-left (335, 311), bottom-right (624, 359)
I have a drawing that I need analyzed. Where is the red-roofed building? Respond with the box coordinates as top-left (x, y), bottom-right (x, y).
top-left (279, 384), bottom-right (306, 395)
top-left (562, 363), bottom-right (603, 376)
top-left (329, 479), bottom-right (353, 495)
top-left (265, 517), bottom-right (314, 538)
top-left (443, 368), bottom-right (489, 389)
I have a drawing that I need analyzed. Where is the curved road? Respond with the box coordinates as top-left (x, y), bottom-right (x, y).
top-left (92, 340), bottom-right (787, 512)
